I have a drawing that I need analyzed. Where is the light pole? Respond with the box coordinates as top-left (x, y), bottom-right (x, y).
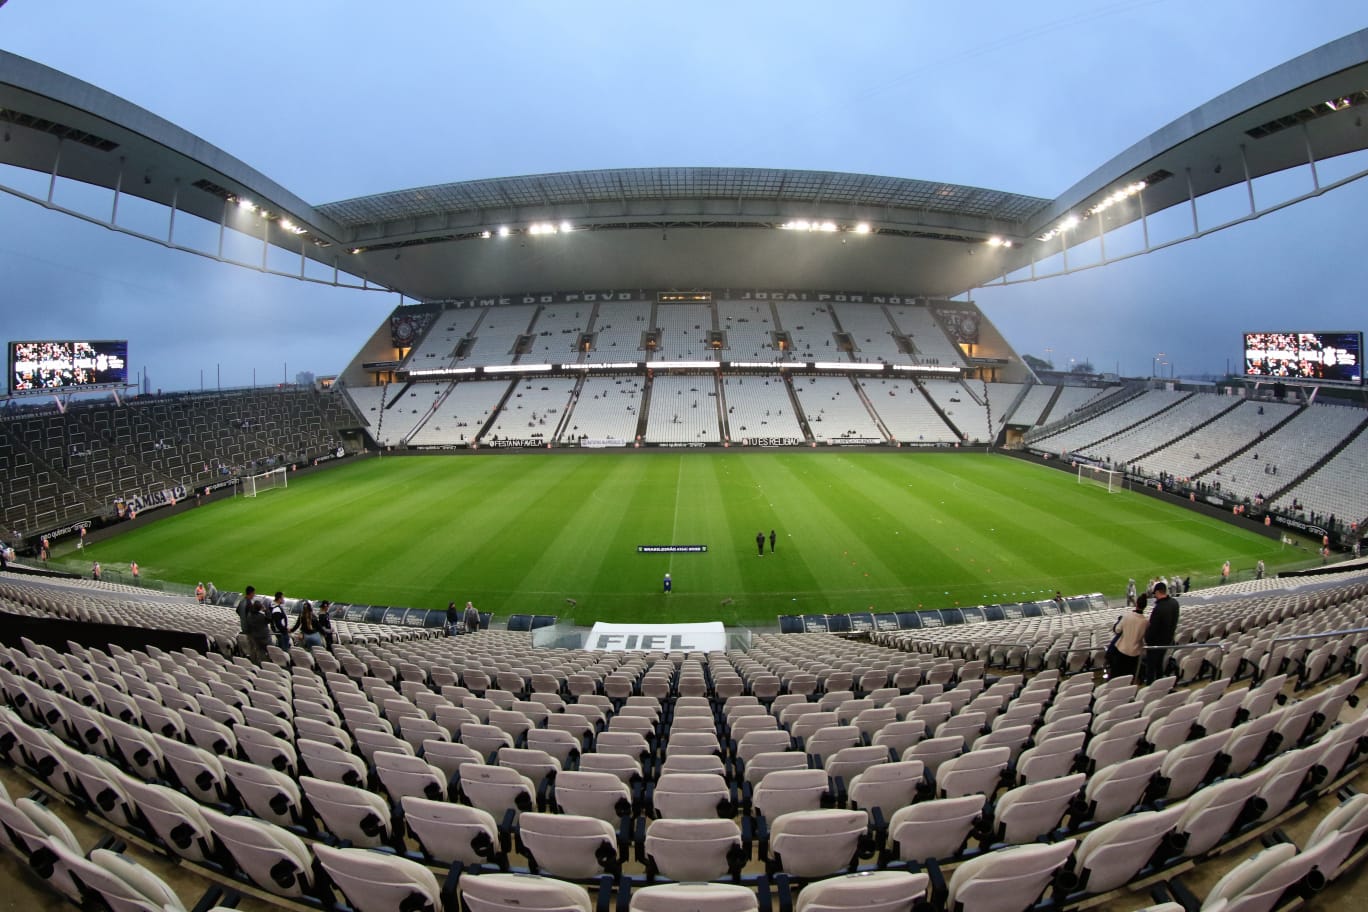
top-left (1044, 347), bottom-right (1053, 370)
top-left (1152, 351), bottom-right (1165, 377)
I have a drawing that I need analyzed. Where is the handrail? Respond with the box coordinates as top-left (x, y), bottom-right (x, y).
top-left (1269, 627), bottom-right (1368, 644)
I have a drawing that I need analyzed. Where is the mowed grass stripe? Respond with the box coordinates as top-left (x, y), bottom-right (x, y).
top-left (77, 451), bottom-right (1292, 625)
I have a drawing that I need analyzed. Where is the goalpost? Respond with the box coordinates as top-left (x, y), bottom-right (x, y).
top-left (241, 467), bottom-right (288, 497)
top-left (1077, 463), bottom-right (1124, 493)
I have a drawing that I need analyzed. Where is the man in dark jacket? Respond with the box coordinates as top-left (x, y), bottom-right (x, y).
top-left (1143, 581), bottom-right (1180, 683)
top-left (244, 600), bottom-right (270, 665)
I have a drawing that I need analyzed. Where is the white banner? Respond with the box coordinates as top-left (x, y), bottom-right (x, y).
top-left (587, 621), bottom-right (726, 652)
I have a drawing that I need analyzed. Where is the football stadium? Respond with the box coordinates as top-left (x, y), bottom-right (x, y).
top-left (2, 8), bottom-right (1368, 912)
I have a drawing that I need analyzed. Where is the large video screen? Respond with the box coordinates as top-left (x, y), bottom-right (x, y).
top-left (8, 340), bottom-right (130, 393)
top-left (1243, 331), bottom-right (1362, 385)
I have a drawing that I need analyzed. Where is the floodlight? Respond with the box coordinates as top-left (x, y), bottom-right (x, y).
top-left (480, 230), bottom-right (492, 239)
top-left (560, 221), bottom-right (573, 233)
top-left (497, 226), bottom-right (511, 237)
top-left (987, 236), bottom-right (1004, 247)
top-left (236, 198), bottom-right (256, 212)
top-left (853, 223), bottom-right (871, 234)
top-left (818, 221), bottom-right (837, 232)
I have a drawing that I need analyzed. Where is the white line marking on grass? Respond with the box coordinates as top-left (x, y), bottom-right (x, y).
top-left (667, 457), bottom-right (684, 575)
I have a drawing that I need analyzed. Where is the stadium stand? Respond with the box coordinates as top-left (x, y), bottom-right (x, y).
top-left (721, 376), bottom-right (804, 443)
top-left (829, 302), bottom-right (903, 364)
top-left (717, 300), bottom-right (781, 362)
top-left (481, 379), bottom-right (576, 445)
top-left (1030, 389), bottom-right (1189, 456)
top-left (653, 304), bottom-right (714, 362)
top-left (774, 302), bottom-right (841, 361)
top-left (586, 300), bottom-right (651, 363)
top-left (1200, 402), bottom-right (1366, 504)
top-left (459, 305), bottom-right (539, 368)
top-left (645, 376), bottom-right (721, 444)
top-left (793, 377), bottom-right (885, 443)
top-left (858, 379), bottom-right (956, 444)
top-left (1077, 390), bottom-right (1239, 467)
top-left (983, 381), bottom-right (1026, 434)
top-left (406, 380), bottom-right (511, 447)
top-left (559, 376), bottom-right (643, 444)
top-left (886, 304), bottom-right (963, 365)
top-left (400, 307), bottom-right (484, 370)
top-left (1131, 398), bottom-right (1300, 482)
top-left (1010, 383), bottom-right (1057, 427)
top-left (0, 565), bottom-right (1365, 912)
top-left (526, 304), bottom-right (593, 362)
top-left (0, 389), bottom-right (354, 535)
top-left (920, 379), bottom-right (992, 443)
top-left (1275, 426), bottom-right (1368, 530)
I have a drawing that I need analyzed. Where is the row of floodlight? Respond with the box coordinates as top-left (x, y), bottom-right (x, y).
top-left (230, 196), bottom-right (309, 236)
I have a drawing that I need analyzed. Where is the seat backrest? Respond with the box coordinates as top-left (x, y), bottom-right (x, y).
top-left (768, 809), bottom-right (870, 878)
top-left (945, 838), bottom-right (1077, 912)
top-left (315, 843), bottom-right (442, 912)
top-left (887, 794), bottom-right (984, 862)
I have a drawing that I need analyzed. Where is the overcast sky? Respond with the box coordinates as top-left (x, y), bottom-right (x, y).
top-left (2, 1), bottom-right (1367, 390)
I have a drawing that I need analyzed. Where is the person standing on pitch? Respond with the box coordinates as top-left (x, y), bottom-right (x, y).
top-left (663, 572), bottom-right (672, 594)
top-left (1143, 581), bottom-right (1180, 683)
top-left (756, 531), bottom-right (765, 556)
top-left (769, 529), bottom-right (777, 553)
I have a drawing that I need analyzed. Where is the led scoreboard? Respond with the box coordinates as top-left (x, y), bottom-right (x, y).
top-left (8, 340), bottom-right (130, 393)
top-left (1243, 331), bottom-right (1361, 385)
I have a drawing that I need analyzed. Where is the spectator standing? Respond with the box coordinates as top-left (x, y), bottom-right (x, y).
top-left (1220, 560), bottom-right (1231, 583)
top-left (317, 601), bottom-right (335, 649)
top-left (1255, 559), bottom-right (1265, 580)
top-left (756, 531), bottom-right (765, 556)
top-left (1108, 594), bottom-right (1148, 680)
top-left (1125, 578), bottom-right (1137, 607)
top-left (237, 586), bottom-right (257, 631)
top-left (446, 601), bottom-right (460, 637)
top-left (769, 530), bottom-right (777, 553)
top-left (196, 582), bottom-right (206, 603)
top-left (462, 600), bottom-right (481, 634)
top-left (129, 561), bottom-right (140, 583)
top-left (663, 572), bottom-right (672, 594)
top-left (269, 592), bottom-right (290, 652)
top-left (1144, 582), bottom-right (1180, 683)
top-left (40, 537), bottom-right (49, 562)
top-left (92, 561), bottom-right (101, 581)
top-left (291, 601), bottom-right (323, 648)
top-left (244, 600), bottom-right (270, 665)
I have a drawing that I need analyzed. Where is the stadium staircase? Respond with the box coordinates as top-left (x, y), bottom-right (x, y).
top-left (1023, 382), bottom-right (1144, 445)
top-left (401, 381), bottom-right (457, 446)
top-left (914, 379), bottom-right (961, 440)
top-left (553, 374), bottom-right (587, 441)
top-left (998, 382), bottom-right (1035, 430)
top-left (1126, 396), bottom-right (1246, 465)
top-left (715, 375), bottom-right (733, 442)
top-left (383, 381), bottom-right (413, 410)
top-left (782, 374), bottom-right (816, 443)
top-left (961, 379), bottom-right (995, 443)
top-left (578, 301), bottom-right (600, 363)
top-left (1033, 384), bottom-right (1066, 425)
top-left (472, 380), bottom-right (519, 444)
top-left (634, 374), bottom-right (653, 442)
top-left (1192, 404), bottom-right (1307, 481)
top-left (851, 376), bottom-right (894, 441)
top-left (1265, 412), bottom-right (1368, 505)
top-left (1069, 390), bottom-right (1198, 453)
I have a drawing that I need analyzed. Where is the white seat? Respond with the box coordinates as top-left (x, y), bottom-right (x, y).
top-left (642, 818), bottom-right (746, 881)
top-left (315, 843), bottom-right (443, 912)
top-left (221, 755), bottom-right (303, 827)
top-left (375, 749), bottom-right (448, 802)
top-left (458, 871), bottom-right (593, 912)
top-left (298, 738), bottom-right (368, 788)
top-left (766, 809), bottom-right (868, 878)
top-left (1171, 775), bottom-right (1262, 857)
top-left (945, 838), bottom-right (1077, 912)
top-left (992, 773), bottom-right (1085, 844)
top-left (300, 775), bottom-right (394, 847)
top-left (203, 807), bottom-right (316, 899)
top-left (885, 794), bottom-right (985, 863)
top-left (1072, 805), bottom-right (1184, 894)
top-left (847, 760), bottom-right (925, 820)
top-left (795, 870), bottom-right (929, 912)
top-left (752, 768), bottom-right (830, 821)
top-left (628, 882), bottom-right (757, 912)
top-left (1083, 751), bottom-right (1165, 823)
top-left (460, 764), bottom-right (536, 821)
top-left (937, 746), bottom-right (1009, 799)
top-left (652, 772), bottom-right (731, 819)
top-left (553, 770), bottom-right (633, 821)
top-left (401, 796), bottom-right (504, 866)
top-left (518, 812), bottom-right (621, 879)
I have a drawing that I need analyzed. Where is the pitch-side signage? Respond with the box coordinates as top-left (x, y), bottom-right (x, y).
top-left (588, 621), bottom-right (727, 652)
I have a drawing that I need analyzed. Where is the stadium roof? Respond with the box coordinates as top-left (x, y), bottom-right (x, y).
top-left (2, 29), bottom-right (1368, 300)
top-left (315, 168), bottom-right (1050, 229)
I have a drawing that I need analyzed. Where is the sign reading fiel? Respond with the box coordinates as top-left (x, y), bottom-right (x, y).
top-left (588, 621), bottom-right (727, 652)
top-left (637, 545), bottom-right (708, 553)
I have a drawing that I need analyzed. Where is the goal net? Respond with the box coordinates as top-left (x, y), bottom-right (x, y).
top-left (1077, 463), bottom-right (1123, 493)
top-left (242, 467), bottom-right (288, 497)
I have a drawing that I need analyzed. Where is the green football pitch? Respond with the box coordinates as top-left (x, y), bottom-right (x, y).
top-left (75, 451), bottom-right (1296, 627)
